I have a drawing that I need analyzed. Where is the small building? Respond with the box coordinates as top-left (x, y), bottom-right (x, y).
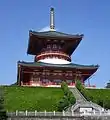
top-left (17, 8), bottom-right (99, 87)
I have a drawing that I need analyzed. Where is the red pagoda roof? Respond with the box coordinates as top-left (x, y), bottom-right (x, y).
top-left (27, 30), bottom-right (83, 56)
top-left (18, 61), bottom-right (99, 81)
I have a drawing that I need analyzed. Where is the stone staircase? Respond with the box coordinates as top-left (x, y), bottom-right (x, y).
top-left (70, 87), bottom-right (87, 102)
top-left (67, 87), bottom-right (103, 112)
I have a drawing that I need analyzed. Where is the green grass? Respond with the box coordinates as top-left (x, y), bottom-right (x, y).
top-left (2, 86), bottom-right (63, 112)
top-left (82, 88), bottom-right (110, 109)
top-left (87, 88), bottom-right (110, 103)
top-left (2, 86), bottom-right (110, 111)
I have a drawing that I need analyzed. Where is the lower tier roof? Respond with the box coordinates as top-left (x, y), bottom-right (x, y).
top-left (18, 61), bottom-right (99, 81)
top-left (18, 61), bottom-right (99, 70)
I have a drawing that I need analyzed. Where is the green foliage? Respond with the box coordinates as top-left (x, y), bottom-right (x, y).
top-left (75, 80), bottom-right (82, 91)
top-left (61, 81), bottom-right (69, 96)
top-left (75, 80), bottom-right (110, 109)
top-left (0, 111), bottom-right (7, 120)
top-left (57, 82), bottom-right (76, 111)
top-left (75, 80), bottom-right (93, 101)
top-left (103, 98), bottom-right (110, 109)
top-left (57, 96), bottom-right (69, 111)
top-left (0, 88), bottom-right (4, 110)
top-left (2, 86), bottom-right (63, 112)
top-left (0, 88), bottom-right (7, 120)
top-left (87, 89), bottom-right (110, 109)
top-left (67, 91), bottom-right (75, 105)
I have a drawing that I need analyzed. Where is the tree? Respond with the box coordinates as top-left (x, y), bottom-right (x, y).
top-left (57, 96), bottom-right (69, 111)
top-left (0, 88), bottom-right (4, 110)
top-left (0, 87), bottom-right (7, 120)
top-left (57, 82), bottom-right (76, 111)
top-left (75, 80), bottom-right (83, 91)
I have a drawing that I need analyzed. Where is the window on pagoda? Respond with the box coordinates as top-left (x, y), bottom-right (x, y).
top-left (69, 73), bottom-right (73, 76)
top-left (47, 44), bottom-right (51, 49)
top-left (66, 80), bottom-right (72, 84)
top-left (42, 72), bottom-right (46, 75)
top-left (58, 45), bottom-right (61, 50)
top-left (53, 44), bottom-right (57, 49)
top-left (54, 79), bottom-right (62, 85)
top-left (42, 79), bottom-right (49, 83)
top-left (58, 73), bottom-right (62, 75)
top-left (46, 72), bottom-right (50, 76)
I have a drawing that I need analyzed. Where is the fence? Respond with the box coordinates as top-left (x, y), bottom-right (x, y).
top-left (7, 110), bottom-right (110, 117)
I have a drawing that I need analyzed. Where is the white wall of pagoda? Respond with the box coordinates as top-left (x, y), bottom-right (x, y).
top-left (38, 58), bottom-right (71, 64)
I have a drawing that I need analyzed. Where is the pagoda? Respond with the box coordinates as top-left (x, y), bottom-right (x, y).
top-left (17, 8), bottom-right (99, 87)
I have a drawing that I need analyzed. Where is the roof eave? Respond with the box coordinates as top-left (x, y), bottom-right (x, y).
top-left (29, 30), bottom-right (84, 39)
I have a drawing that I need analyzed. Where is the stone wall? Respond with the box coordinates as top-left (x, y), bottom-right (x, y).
top-left (7, 116), bottom-right (83, 120)
top-left (7, 111), bottom-right (110, 120)
top-left (7, 116), bottom-right (110, 120)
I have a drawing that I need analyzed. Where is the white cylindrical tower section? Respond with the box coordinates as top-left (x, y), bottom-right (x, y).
top-left (38, 58), bottom-right (71, 64)
top-left (35, 52), bottom-right (71, 64)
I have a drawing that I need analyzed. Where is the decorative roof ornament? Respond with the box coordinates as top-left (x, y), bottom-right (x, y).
top-left (50, 7), bottom-right (55, 31)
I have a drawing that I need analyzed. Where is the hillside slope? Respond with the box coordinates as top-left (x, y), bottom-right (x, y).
top-left (1, 86), bottom-right (110, 111)
top-left (3, 86), bottom-right (63, 112)
top-left (87, 89), bottom-right (110, 107)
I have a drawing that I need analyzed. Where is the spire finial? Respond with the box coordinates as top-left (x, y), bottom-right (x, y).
top-left (50, 7), bottom-right (55, 31)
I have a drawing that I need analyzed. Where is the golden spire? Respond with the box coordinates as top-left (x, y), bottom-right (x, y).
top-left (50, 7), bottom-right (55, 31)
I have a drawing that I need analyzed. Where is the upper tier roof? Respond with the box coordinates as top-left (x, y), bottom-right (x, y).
top-left (27, 30), bottom-right (83, 56)
top-left (30, 30), bottom-right (83, 38)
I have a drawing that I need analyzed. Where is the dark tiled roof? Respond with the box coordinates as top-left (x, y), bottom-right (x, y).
top-left (29, 30), bottom-right (83, 39)
top-left (18, 61), bottom-right (99, 69)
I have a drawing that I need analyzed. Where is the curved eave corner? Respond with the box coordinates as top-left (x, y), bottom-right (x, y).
top-left (27, 30), bottom-right (34, 54)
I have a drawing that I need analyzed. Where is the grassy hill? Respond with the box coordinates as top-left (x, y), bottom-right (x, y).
top-left (2, 86), bottom-right (63, 112)
top-left (1, 86), bottom-right (110, 112)
top-left (87, 89), bottom-right (110, 108)
top-left (87, 89), bottom-right (110, 102)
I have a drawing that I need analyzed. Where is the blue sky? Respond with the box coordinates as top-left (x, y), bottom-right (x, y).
top-left (0, 0), bottom-right (110, 87)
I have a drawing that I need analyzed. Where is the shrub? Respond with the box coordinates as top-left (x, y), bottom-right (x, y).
top-left (61, 81), bottom-right (69, 96)
top-left (57, 82), bottom-right (76, 111)
top-left (75, 80), bottom-right (82, 91)
top-left (57, 96), bottom-right (69, 111)
top-left (76, 80), bottom-right (93, 101)
top-left (67, 91), bottom-right (76, 105)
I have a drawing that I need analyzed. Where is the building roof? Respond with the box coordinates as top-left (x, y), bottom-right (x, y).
top-left (27, 30), bottom-right (83, 56)
top-left (18, 61), bottom-right (99, 81)
top-left (29, 30), bottom-right (83, 39)
top-left (18, 61), bottom-right (99, 70)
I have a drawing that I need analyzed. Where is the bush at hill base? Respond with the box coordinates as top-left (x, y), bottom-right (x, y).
top-left (57, 82), bottom-right (76, 111)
